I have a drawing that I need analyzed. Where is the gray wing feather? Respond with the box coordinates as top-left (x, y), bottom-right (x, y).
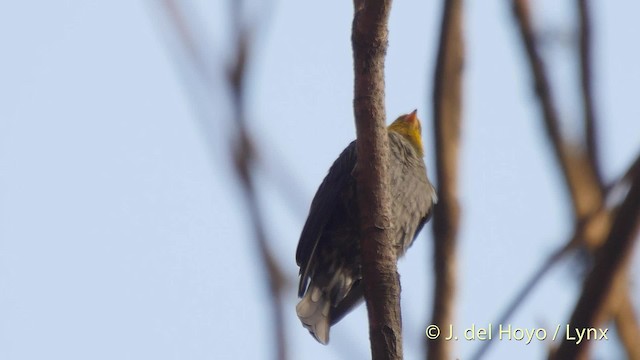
top-left (296, 141), bottom-right (357, 296)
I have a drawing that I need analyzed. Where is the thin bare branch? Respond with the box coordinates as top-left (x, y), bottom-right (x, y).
top-left (351, 1), bottom-right (400, 359)
top-left (427, 0), bottom-right (464, 359)
top-left (576, 0), bottom-right (603, 189)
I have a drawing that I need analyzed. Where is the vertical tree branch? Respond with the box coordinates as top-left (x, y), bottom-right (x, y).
top-left (428, 0), bottom-right (464, 359)
top-left (576, 0), bottom-right (603, 189)
top-left (551, 175), bottom-right (640, 359)
top-left (351, 1), bottom-right (400, 359)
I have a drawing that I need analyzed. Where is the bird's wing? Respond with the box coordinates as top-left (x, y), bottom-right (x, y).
top-left (296, 141), bottom-right (357, 296)
top-left (411, 177), bottom-right (438, 244)
top-left (387, 131), bottom-right (439, 251)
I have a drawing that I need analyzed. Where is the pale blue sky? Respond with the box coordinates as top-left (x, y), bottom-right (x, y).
top-left (1, 1), bottom-right (639, 359)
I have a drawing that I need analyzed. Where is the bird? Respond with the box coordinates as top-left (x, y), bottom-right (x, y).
top-left (295, 110), bottom-right (437, 344)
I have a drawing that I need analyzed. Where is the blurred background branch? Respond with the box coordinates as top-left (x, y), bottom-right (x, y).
top-left (576, 0), bottom-right (603, 190)
top-left (507, 1), bottom-right (640, 359)
top-left (428, 0), bottom-right (464, 359)
top-left (161, 1), bottom-right (288, 359)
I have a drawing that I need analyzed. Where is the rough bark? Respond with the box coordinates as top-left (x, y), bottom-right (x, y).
top-left (351, 1), bottom-right (401, 359)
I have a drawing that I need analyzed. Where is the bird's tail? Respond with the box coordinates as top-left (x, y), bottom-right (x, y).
top-left (296, 284), bottom-right (331, 344)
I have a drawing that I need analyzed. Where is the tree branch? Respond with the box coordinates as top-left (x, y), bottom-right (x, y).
top-left (351, 1), bottom-right (400, 359)
top-left (427, 0), bottom-right (464, 359)
top-left (576, 0), bottom-right (603, 189)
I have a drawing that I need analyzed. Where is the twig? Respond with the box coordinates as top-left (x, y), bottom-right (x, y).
top-left (351, 1), bottom-right (401, 359)
top-left (576, 0), bottom-right (603, 189)
top-left (427, 0), bottom-right (464, 359)
top-left (551, 174), bottom-right (640, 359)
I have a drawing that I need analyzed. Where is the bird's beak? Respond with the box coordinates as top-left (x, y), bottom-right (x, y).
top-left (406, 109), bottom-right (418, 124)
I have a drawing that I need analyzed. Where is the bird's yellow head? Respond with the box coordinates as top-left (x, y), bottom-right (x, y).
top-left (387, 110), bottom-right (424, 157)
